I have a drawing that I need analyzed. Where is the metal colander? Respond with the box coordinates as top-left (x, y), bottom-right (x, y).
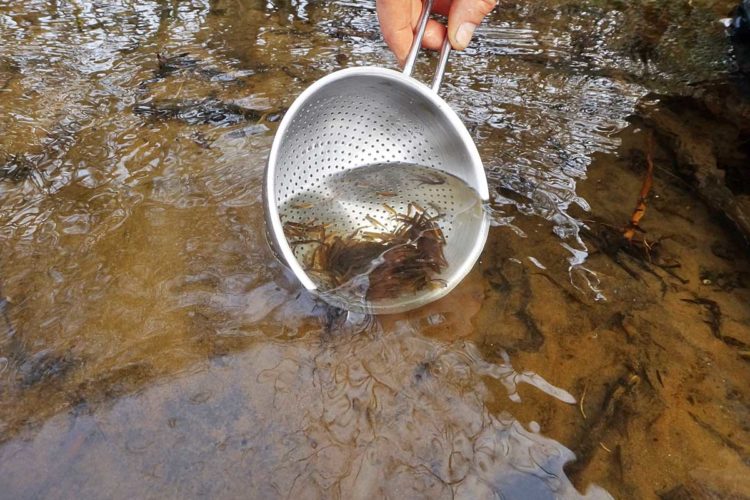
top-left (264, 0), bottom-right (490, 314)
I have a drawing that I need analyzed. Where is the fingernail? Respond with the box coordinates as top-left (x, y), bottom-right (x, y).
top-left (455, 22), bottom-right (477, 49)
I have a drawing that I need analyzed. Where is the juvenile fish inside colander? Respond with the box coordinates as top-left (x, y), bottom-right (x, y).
top-left (279, 162), bottom-right (486, 303)
top-left (283, 204), bottom-right (448, 300)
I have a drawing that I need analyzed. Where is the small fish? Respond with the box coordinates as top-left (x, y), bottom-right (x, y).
top-left (284, 203), bottom-right (448, 301)
top-left (376, 191), bottom-right (397, 197)
top-left (361, 231), bottom-right (387, 241)
top-left (225, 124), bottom-right (269, 139)
top-left (290, 202), bottom-right (314, 210)
top-left (428, 279), bottom-right (448, 290)
top-left (408, 202), bottom-right (426, 214)
top-left (412, 172), bottom-right (446, 186)
top-left (382, 203), bottom-right (398, 216)
top-left (365, 215), bottom-right (385, 228)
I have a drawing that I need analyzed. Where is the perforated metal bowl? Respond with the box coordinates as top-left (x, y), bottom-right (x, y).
top-left (264, 0), bottom-right (490, 314)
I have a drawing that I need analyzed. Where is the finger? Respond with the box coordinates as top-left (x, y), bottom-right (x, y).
top-left (422, 19), bottom-right (447, 51)
top-left (447, 0), bottom-right (496, 50)
top-left (410, 0), bottom-right (422, 26)
top-left (377, 0), bottom-right (417, 64)
top-left (432, 0), bottom-right (453, 16)
top-left (415, 0), bottom-right (445, 53)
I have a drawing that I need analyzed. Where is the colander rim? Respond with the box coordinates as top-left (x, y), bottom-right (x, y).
top-left (265, 66), bottom-right (488, 295)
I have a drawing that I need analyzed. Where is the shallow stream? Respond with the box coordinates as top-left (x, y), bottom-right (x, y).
top-left (1, 0), bottom-right (749, 498)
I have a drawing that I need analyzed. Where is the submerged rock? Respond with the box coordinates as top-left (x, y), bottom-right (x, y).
top-left (155, 52), bottom-right (200, 78)
top-left (634, 83), bottom-right (750, 242)
top-left (17, 349), bottom-right (77, 387)
top-left (0, 154), bottom-right (35, 182)
top-left (134, 98), bottom-right (263, 126)
top-left (730, 0), bottom-right (750, 42)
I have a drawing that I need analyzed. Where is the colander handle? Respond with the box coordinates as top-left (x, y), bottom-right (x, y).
top-left (401, 0), bottom-right (452, 94)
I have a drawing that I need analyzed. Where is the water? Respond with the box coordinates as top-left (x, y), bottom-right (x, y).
top-left (278, 163), bottom-right (487, 313)
top-left (1, 0), bottom-right (749, 498)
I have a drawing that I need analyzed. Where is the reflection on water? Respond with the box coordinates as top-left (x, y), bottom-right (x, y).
top-left (0, 328), bottom-right (609, 499)
top-left (1, 0), bottom-right (750, 498)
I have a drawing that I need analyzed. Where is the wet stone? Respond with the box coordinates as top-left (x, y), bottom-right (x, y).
top-left (0, 155), bottom-right (36, 182)
top-left (17, 349), bottom-right (77, 388)
top-left (133, 98), bottom-right (263, 126)
top-left (156, 52), bottom-right (200, 78)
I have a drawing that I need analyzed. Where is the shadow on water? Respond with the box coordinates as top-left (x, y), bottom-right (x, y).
top-left (0, 0), bottom-right (749, 498)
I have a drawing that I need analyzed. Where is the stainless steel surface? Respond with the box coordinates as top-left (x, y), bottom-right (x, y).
top-left (264, 2), bottom-right (489, 314)
top-left (404, 0), bottom-right (451, 93)
top-left (431, 38), bottom-right (452, 92)
top-left (402, 0), bottom-right (435, 77)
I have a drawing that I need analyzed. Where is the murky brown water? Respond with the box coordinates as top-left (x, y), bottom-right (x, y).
top-left (1, 0), bottom-right (749, 498)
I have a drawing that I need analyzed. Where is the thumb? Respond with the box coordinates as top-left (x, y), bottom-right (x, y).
top-left (447, 0), bottom-right (496, 50)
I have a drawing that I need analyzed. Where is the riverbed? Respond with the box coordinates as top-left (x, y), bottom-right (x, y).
top-left (1, 0), bottom-right (749, 498)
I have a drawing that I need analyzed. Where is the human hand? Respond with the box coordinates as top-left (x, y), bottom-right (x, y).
top-left (376, 0), bottom-right (496, 65)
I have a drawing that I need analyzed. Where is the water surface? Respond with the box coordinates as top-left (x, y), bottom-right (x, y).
top-left (1, 0), bottom-right (749, 498)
